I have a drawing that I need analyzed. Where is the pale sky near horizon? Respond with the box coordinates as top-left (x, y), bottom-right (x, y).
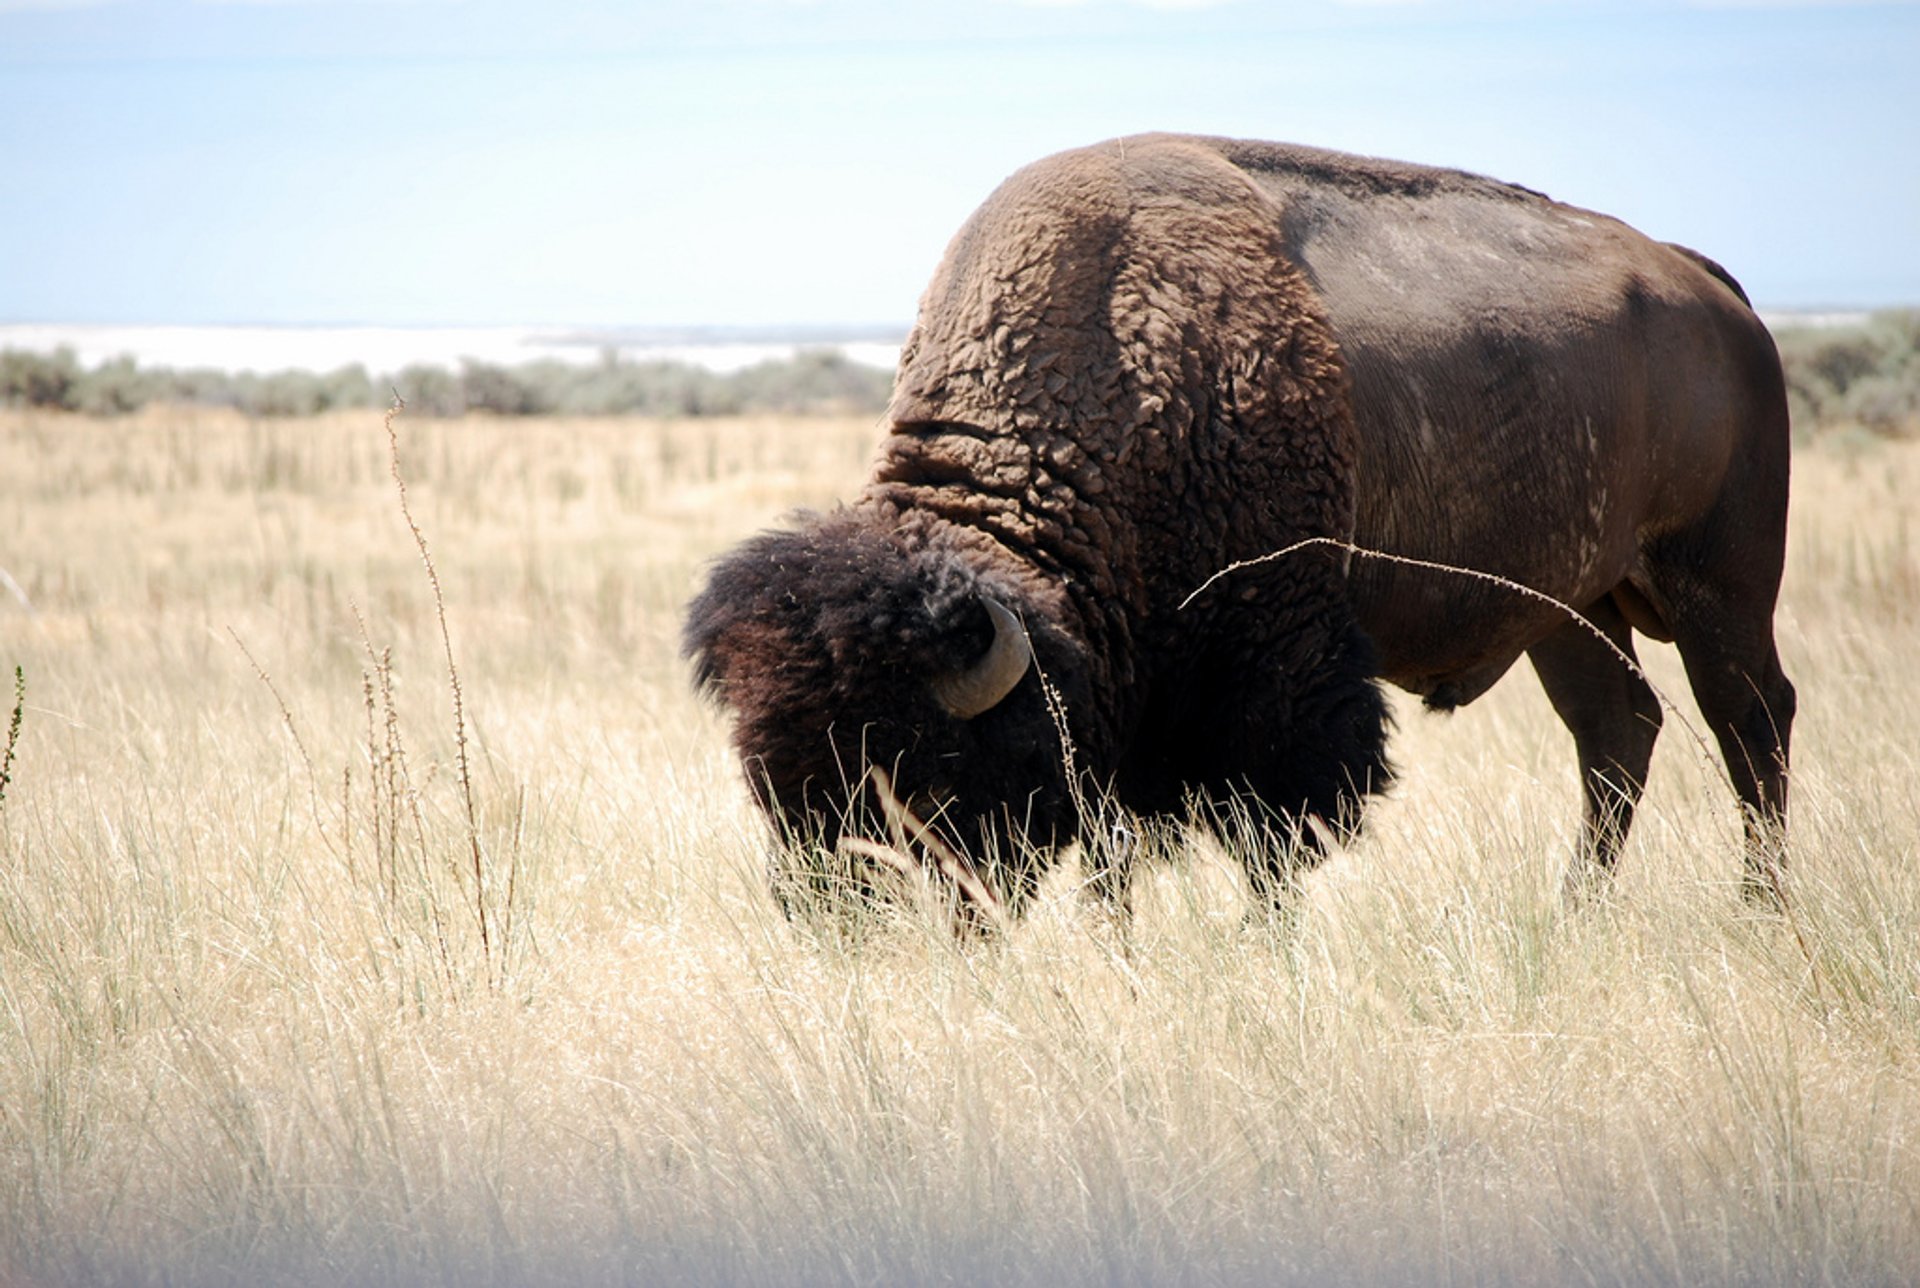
top-left (3, 0), bottom-right (1915, 330)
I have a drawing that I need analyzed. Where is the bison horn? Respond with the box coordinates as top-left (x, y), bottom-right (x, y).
top-left (932, 597), bottom-right (1032, 719)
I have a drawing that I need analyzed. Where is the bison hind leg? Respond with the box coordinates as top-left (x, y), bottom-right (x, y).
top-left (1641, 445), bottom-right (1795, 906)
top-left (1670, 606), bottom-right (1796, 908)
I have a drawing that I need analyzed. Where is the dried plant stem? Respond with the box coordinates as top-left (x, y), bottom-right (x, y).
top-left (1181, 536), bottom-right (1722, 783)
top-left (228, 628), bottom-right (332, 853)
top-left (0, 567), bottom-right (32, 616)
top-left (384, 395), bottom-right (495, 985)
top-left (0, 665), bottom-right (21, 814)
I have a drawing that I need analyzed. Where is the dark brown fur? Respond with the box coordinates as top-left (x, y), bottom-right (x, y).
top-left (687, 134), bottom-right (1796, 917)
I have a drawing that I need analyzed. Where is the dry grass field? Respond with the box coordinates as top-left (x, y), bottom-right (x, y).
top-left (1, 404), bottom-right (1916, 1286)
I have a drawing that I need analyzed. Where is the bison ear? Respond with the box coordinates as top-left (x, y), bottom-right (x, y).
top-left (683, 527), bottom-right (808, 701)
top-left (683, 514), bottom-right (878, 703)
top-left (681, 582), bottom-right (740, 699)
top-left (931, 597), bottom-right (1033, 719)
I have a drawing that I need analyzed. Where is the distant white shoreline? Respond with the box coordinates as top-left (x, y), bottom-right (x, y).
top-left (1756, 310), bottom-right (1874, 332)
top-left (0, 324), bottom-right (903, 376)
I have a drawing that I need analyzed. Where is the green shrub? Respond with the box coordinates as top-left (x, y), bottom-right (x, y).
top-left (732, 348), bottom-right (894, 414)
top-left (1774, 309), bottom-right (1920, 438)
top-left (392, 363), bottom-right (468, 418)
top-left (0, 347), bottom-right (80, 409)
top-left (242, 370), bottom-right (334, 418)
top-left (459, 360), bottom-right (550, 416)
top-left (0, 344), bottom-right (901, 419)
top-left (322, 364), bottom-right (379, 411)
top-left (70, 355), bottom-right (157, 415)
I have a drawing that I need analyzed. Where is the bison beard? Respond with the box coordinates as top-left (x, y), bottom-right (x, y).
top-left (686, 132), bottom-right (1796, 927)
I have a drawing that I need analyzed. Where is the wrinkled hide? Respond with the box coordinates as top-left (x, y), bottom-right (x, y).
top-left (686, 134), bottom-right (1795, 919)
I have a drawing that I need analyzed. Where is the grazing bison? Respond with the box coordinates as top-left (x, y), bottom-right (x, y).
top-left (686, 133), bottom-right (1795, 920)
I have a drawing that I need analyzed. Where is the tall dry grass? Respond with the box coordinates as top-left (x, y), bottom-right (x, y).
top-left (0, 405), bottom-right (1916, 1286)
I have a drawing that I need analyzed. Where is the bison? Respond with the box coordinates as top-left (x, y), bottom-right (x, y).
top-left (685, 133), bottom-right (1795, 922)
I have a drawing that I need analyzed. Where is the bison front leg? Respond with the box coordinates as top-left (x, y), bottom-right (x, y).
top-left (1528, 596), bottom-right (1664, 903)
top-left (1195, 616), bottom-right (1393, 921)
top-left (1217, 798), bottom-right (1323, 927)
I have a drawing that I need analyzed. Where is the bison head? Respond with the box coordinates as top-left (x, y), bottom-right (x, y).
top-left (684, 511), bottom-right (1084, 924)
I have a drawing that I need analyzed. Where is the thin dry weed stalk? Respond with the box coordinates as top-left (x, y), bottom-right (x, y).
top-left (352, 613), bottom-right (456, 991)
top-left (378, 394), bottom-right (529, 991)
top-left (0, 567), bottom-right (32, 616)
top-left (227, 627), bottom-right (332, 853)
top-left (384, 394), bottom-right (497, 982)
top-left (0, 665), bottom-right (21, 815)
top-left (1181, 536), bottom-right (1720, 769)
top-left (219, 403), bottom-right (523, 997)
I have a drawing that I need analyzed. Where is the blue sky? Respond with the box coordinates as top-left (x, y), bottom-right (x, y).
top-left (2, 0), bottom-right (1915, 328)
